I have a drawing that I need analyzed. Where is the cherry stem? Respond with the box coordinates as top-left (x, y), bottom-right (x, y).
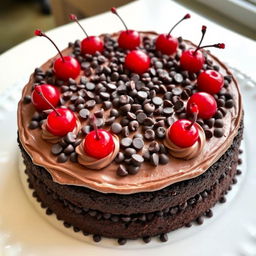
top-left (111, 7), bottom-right (128, 31)
top-left (69, 14), bottom-right (89, 38)
top-left (194, 25), bottom-right (207, 55)
top-left (186, 104), bottom-right (199, 130)
top-left (90, 115), bottom-right (100, 140)
top-left (34, 86), bottom-right (61, 116)
top-left (168, 13), bottom-right (191, 36)
top-left (35, 30), bottom-right (65, 62)
top-left (197, 43), bottom-right (225, 50)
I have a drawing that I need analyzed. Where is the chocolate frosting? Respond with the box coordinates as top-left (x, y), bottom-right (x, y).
top-left (164, 124), bottom-right (206, 160)
top-left (17, 31), bottom-right (242, 194)
top-left (76, 135), bottom-right (120, 169)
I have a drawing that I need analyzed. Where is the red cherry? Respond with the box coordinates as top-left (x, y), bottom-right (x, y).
top-left (69, 14), bottom-right (104, 54)
top-left (156, 13), bottom-right (190, 55)
top-left (156, 34), bottom-right (178, 55)
top-left (111, 7), bottom-right (140, 49)
top-left (197, 70), bottom-right (224, 94)
top-left (180, 49), bottom-right (205, 73)
top-left (168, 119), bottom-right (199, 148)
top-left (54, 56), bottom-right (81, 80)
top-left (31, 84), bottom-right (60, 111)
top-left (118, 30), bottom-right (140, 50)
top-left (125, 50), bottom-right (150, 74)
top-left (187, 92), bottom-right (217, 119)
top-left (84, 129), bottom-right (114, 159)
top-left (46, 108), bottom-right (77, 136)
top-left (81, 36), bottom-right (104, 54)
top-left (35, 29), bottom-right (81, 81)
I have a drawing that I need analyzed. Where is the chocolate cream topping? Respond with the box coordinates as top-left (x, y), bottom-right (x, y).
top-left (17, 31), bottom-right (243, 194)
top-left (164, 124), bottom-right (206, 160)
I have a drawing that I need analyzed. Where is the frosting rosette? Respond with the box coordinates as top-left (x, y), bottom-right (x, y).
top-left (164, 123), bottom-right (206, 160)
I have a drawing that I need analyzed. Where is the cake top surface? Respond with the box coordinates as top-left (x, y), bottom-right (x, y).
top-left (18, 31), bottom-right (242, 194)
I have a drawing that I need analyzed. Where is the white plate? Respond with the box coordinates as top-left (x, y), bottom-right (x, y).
top-left (0, 69), bottom-right (256, 256)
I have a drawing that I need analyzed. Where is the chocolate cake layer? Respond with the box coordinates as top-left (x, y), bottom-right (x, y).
top-left (19, 121), bottom-right (243, 239)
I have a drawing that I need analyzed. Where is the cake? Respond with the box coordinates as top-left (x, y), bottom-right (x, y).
top-left (17, 12), bottom-right (243, 245)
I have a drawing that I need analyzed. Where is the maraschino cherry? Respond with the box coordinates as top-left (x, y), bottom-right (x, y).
top-left (69, 14), bottom-right (104, 55)
top-left (34, 86), bottom-right (77, 136)
top-left (168, 104), bottom-right (199, 148)
top-left (34, 29), bottom-right (81, 80)
top-left (180, 26), bottom-right (225, 73)
top-left (125, 50), bottom-right (150, 74)
top-left (31, 84), bottom-right (60, 111)
top-left (197, 70), bottom-right (224, 94)
top-left (187, 92), bottom-right (217, 119)
top-left (111, 7), bottom-right (140, 50)
top-left (155, 13), bottom-right (191, 55)
top-left (83, 116), bottom-right (114, 159)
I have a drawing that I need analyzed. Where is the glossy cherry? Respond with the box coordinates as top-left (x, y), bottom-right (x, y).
top-left (31, 84), bottom-right (60, 111)
top-left (168, 119), bottom-right (199, 148)
top-left (69, 14), bottom-right (104, 54)
top-left (125, 50), bottom-right (150, 74)
top-left (155, 13), bottom-right (190, 55)
top-left (111, 7), bottom-right (140, 50)
top-left (197, 70), bottom-right (224, 94)
top-left (46, 108), bottom-right (77, 136)
top-left (35, 29), bottom-right (80, 80)
top-left (187, 92), bottom-right (217, 119)
top-left (180, 26), bottom-right (225, 73)
top-left (84, 129), bottom-right (114, 159)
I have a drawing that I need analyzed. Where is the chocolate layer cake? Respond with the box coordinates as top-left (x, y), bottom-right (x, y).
top-left (17, 30), bottom-right (243, 244)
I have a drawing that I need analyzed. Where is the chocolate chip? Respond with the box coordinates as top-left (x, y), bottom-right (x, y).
top-left (205, 129), bottom-right (213, 139)
top-left (107, 83), bottom-right (117, 91)
top-left (136, 112), bottom-right (147, 124)
top-left (119, 95), bottom-right (129, 105)
top-left (225, 99), bottom-right (234, 108)
top-left (124, 148), bottom-right (137, 157)
top-left (132, 138), bottom-right (144, 150)
top-left (144, 103), bottom-right (155, 114)
top-left (151, 153), bottom-right (159, 166)
top-left (115, 152), bottom-right (125, 163)
top-left (131, 154), bottom-right (144, 165)
top-left (152, 96), bottom-right (163, 106)
top-left (163, 107), bottom-right (174, 115)
top-left (102, 101), bottom-right (112, 110)
top-left (205, 118), bottom-right (215, 128)
top-left (127, 165), bottom-right (140, 175)
top-left (143, 117), bottom-right (155, 126)
top-left (144, 129), bottom-right (155, 140)
top-left (166, 116), bottom-right (175, 126)
top-left (159, 154), bottom-right (169, 164)
top-left (122, 126), bottom-right (130, 137)
top-left (93, 234), bottom-right (101, 242)
top-left (120, 104), bottom-right (131, 113)
top-left (156, 127), bottom-right (166, 139)
top-left (110, 109), bottom-right (119, 117)
top-left (174, 100), bottom-right (184, 112)
top-left (159, 233), bottom-right (168, 242)
top-left (117, 165), bottom-right (128, 177)
top-left (214, 119), bottom-right (224, 128)
top-left (70, 152), bottom-right (78, 163)
top-left (219, 107), bottom-right (227, 117)
top-left (64, 144), bottom-right (74, 155)
top-left (121, 137), bottom-right (132, 148)
top-left (148, 141), bottom-right (160, 153)
top-left (129, 120), bottom-right (139, 131)
top-left (29, 121), bottom-right (39, 129)
top-left (137, 91), bottom-right (148, 100)
top-left (51, 144), bottom-right (63, 155)
top-left (214, 128), bottom-right (224, 138)
top-left (105, 117), bottom-right (115, 126)
top-left (118, 238), bottom-right (127, 246)
top-left (75, 96), bottom-right (85, 105)
top-left (110, 123), bottom-right (122, 134)
top-left (81, 125), bottom-right (91, 135)
top-left (85, 100), bottom-right (96, 109)
top-left (143, 236), bottom-right (151, 243)
top-left (65, 132), bottom-right (76, 144)
top-left (23, 95), bottom-right (31, 104)
top-left (173, 73), bottom-right (183, 84)
top-left (57, 153), bottom-right (68, 163)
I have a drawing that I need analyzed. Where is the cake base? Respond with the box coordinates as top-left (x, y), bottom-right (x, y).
top-left (18, 122), bottom-right (243, 242)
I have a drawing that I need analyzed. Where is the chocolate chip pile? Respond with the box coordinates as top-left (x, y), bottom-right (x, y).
top-left (24, 33), bottom-right (235, 177)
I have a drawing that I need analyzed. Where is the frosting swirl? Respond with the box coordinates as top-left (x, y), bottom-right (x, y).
top-left (164, 123), bottom-right (206, 160)
top-left (41, 119), bottom-right (81, 143)
top-left (76, 135), bottom-right (120, 170)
